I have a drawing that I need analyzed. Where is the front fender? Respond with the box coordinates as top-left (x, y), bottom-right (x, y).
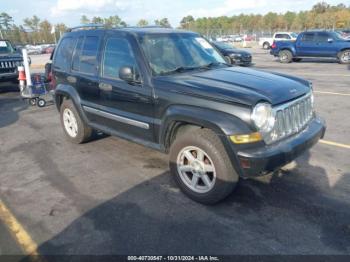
top-left (159, 105), bottom-right (252, 146)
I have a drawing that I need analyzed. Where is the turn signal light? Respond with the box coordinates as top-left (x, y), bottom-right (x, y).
top-left (230, 132), bottom-right (262, 144)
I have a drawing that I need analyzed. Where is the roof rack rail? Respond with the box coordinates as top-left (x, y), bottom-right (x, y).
top-left (67, 24), bottom-right (106, 32)
top-left (125, 25), bottom-right (172, 29)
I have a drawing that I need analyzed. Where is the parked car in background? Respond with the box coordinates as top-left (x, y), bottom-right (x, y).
top-left (259, 32), bottom-right (298, 49)
top-left (44, 45), bottom-right (55, 54)
top-left (211, 41), bottom-right (252, 66)
top-left (26, 45), bottom-right (44, 55)
top-left (270, 30), bottom-right (350, 64)
top-left (0, 39), bottom-right (24, 83)
top-left (52, 26), bottom-right (325, 204)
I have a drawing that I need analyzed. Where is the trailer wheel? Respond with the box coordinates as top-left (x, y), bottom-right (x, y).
top-left (37, 99), bottom-right (46, 107)
top-left (29, 98), bottom-right (37, 106)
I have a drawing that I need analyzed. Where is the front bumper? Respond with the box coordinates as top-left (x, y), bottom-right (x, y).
top-left (0, 72), bottom-right (18, 82)
top-left (233, 57), bottom-right (252, 66)
top-left (235, 117), bottom-right (326, 177)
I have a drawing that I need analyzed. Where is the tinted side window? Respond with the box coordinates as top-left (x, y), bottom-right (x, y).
top-left (102, 37), bottom-right (137, 79)
top-left (74, 36), bottom-right (99, 75)
top-left (72, 36), bottom-right (84, 71)
top-left (301, 33), bottom-right (315, 42)
top-left (315, 32), bottom-right (330, 42)
top-left (275, 34), bottom-right (283, 39)
top-left (54, 37), bottom-right (76, 71)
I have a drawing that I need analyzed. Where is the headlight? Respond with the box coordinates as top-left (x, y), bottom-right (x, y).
top-left (251, 102), bottom-right (275, 133)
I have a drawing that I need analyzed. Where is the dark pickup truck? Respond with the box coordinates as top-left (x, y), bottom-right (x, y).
top-left (52, 26), bottom-right (326, 204)
top-left (270, 30), bottom-right (350, 64)
top-left (0, 39), bottom-right (24, 83)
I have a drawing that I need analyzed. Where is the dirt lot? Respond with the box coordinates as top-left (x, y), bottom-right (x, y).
top-left (0, 48), bottom-right (349, 256)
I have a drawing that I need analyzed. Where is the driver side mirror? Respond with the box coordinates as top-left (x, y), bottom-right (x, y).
top-left (119, 66), bottom-right (141, 84)
top-left (328, 38), bottom-right (333, 43)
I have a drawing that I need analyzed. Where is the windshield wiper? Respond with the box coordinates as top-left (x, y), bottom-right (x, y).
top-left (159, 66), bottom-right (197, 75)
top-left (199, 62), bottom-right (231, 70)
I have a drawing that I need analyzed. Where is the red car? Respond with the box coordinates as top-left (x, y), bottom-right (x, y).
top-left (44, 46), bottom-right (55, 54)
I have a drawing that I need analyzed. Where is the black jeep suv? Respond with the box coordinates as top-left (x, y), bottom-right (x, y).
top-left (52, 26), bottom-right (326, 204)
top-left (0, 39), bottom-right (24, 83)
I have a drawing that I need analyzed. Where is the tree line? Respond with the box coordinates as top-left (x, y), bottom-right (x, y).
top-left (179, 2), bottom-right (350, 36)
top-left (0, 1), bottom-right (349, 45)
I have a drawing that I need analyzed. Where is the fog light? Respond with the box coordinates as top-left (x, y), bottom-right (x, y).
top-left (230, 132), bottom-right (262, 144)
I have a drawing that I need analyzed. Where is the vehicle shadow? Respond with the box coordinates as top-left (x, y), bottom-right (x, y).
top-left (0, 95), bottom-right (28, 129)
top-left (35, 151), bottom-right (350, 256)
top-left (0, 81), bottom-right (20, 94)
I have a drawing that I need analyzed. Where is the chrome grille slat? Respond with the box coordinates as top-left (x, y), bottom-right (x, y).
top-left (264, 92), bottom-right (313, 144)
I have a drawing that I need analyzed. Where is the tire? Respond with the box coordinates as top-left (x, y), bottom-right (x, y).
top-left (29, 98), bottom-right (37, 106)
top-left (292, 58), bottom-right (302, 62)
top-left (60, 99), bottom-right (93, 144)
top-left (224, 56), bottom-right (233, 65)
top-left (279, 50), bottom-right (293, 63)
top-left (169, 128), bottom-right (239, 204)
top-left (263, 42), bottom-right (270, 50)
top-left (338, 50), bottom-right (350, 64)
top-left (37, 99), bottom-right (46, 107)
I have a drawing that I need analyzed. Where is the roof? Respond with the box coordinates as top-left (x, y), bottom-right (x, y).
top-left (67, 24), bottom-right (196, 36)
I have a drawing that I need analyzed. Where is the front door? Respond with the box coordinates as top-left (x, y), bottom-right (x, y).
top-left (296, 32), bottom-right (317, 57)
top-left (314, 32), bottom-right (338, 57)
top-left (91, 33), bottom-right (155, 143)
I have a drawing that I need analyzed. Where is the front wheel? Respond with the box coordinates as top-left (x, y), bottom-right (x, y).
top-left (169, 128), bottom-right (238, 204)
top-left (338, 50), bottom-right (350, 64)
top-left (279, 50), bottom-right (293, 63)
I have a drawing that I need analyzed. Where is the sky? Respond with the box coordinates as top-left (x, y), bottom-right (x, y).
top-left (1, 0), bottom-right (348, 27)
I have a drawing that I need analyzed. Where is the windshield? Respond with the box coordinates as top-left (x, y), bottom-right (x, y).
top-left (333, 31), bottom-right (347, 40)
top-left (213, 41), bottom-right (235, 50)
top-left (139, 34), bottom-right (226, 75)
top-left (0, 40), bottom-right (15, 54)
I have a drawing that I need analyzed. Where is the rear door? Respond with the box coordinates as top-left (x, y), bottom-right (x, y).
top-left (70, 31), bottom-right (104, 115)
top-left (296, 32), bottom-right (317, 56)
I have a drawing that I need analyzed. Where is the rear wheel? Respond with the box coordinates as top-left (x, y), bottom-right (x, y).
top-left (279, 50), bottom-right (293, 63)
top-left (263, 42), bottom-right (270, 50)
top-left (169, 128), bottom-right (238, 204)
top-left (338, 50), bottom-right (350, 64)
top-left (60, 99), bottom-right (93, 144)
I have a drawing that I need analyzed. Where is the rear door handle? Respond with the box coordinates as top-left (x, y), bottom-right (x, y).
top-left (99, 83), bottom-right (112, 91)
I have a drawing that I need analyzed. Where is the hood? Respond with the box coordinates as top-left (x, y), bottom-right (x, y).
top-left (156, 67), bottom-right (310, 106)
top-left (0, 52), bottom-right (23, 60)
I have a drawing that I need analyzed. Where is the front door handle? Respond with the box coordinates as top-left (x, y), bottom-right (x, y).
top-left (99, 83), bottom-right (112, 91)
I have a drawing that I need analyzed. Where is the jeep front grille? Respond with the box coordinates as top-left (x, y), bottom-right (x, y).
top-left (264, 92), bottom-right (313, 144)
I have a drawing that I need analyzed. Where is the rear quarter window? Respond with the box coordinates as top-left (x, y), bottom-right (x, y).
top-left (53, 37), bottom-right (76, 72)
top-left (72, 36), bottom-right (99, 75)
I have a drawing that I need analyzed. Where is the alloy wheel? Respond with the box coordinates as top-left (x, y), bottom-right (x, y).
top-left (176, 146), bottom-right (216, 194)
